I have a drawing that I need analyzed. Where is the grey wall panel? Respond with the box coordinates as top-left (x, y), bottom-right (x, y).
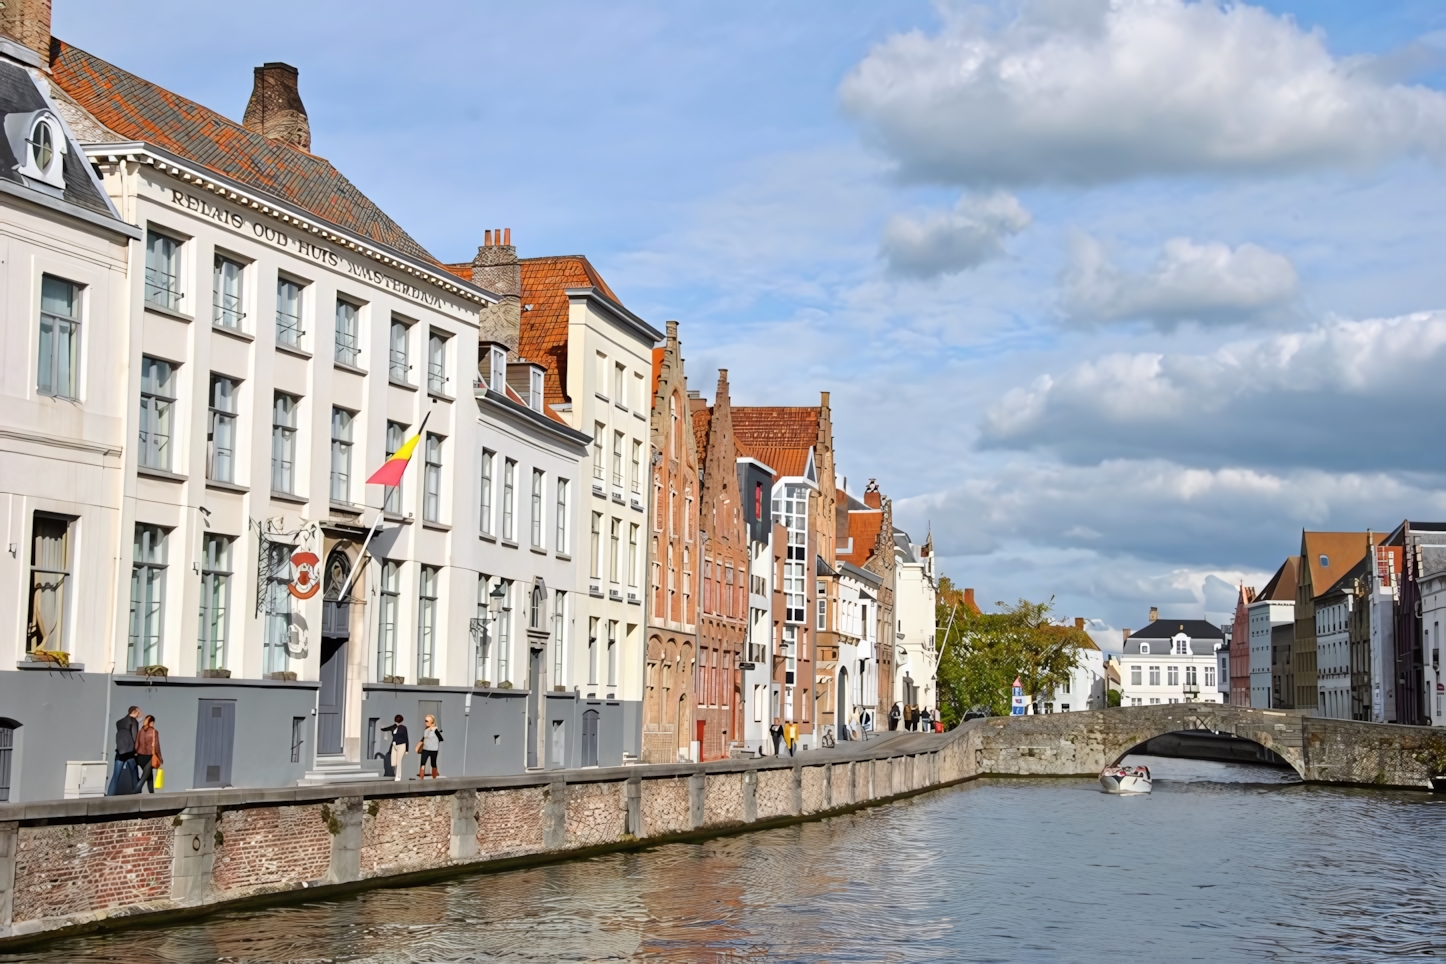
top-left (0, 670), bottom-right (110, 802)
top-left (361, 686), bottom-right (529, 778)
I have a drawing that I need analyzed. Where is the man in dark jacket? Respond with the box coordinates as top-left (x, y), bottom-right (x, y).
top-left (107, 706), bottom-right (141, 795)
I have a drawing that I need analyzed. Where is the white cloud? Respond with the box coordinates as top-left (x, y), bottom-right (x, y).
top-left (840, 0), bottom-right (1446, 186)
top-left (1062, 234), bottom-right (1297, 327)
top-left (880, 192), bottom-right (1031, 278)
top-left (980, 310), bottom-right (1446, 469)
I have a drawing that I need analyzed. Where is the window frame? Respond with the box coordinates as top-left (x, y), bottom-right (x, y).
top-left (334, 297), bottom-right (362, 367)
top-left (138, 356), bottom-right (177, 471)
top-left (37, 274), bottom-right (81, 400)
top-left (144, 228), bottom-right (183, 312)
top-left (426, 329), bottom-right (449, 395)
top-left (531, 468), bottom-right (545, 548)
top-left (271, 392), bottom-right (300, 494)
top-left (501, 457), bottom-right (516, 540)
top-left (197, 533), bottom-right (233, 671)
top-left (128, 523), bottom-right (169, 671)
top-left (555, 478), bottom-right (570, 554)
top-left (26, 513), bottom-right (72, 655)
top-left (423, 434), bottom-right (444, 523)
top-left (275, 275), bottom-right (306, 347)
top-left (207, 374), bottom-right (239, 483)
top-left (330, 407), bottom-right (356, 504)
top-left (417, 565), bottom-right (439, 681)
top-left (212, 254), bottom-right (245, 329)
top-left (389, 316), bottom-right (411, 383)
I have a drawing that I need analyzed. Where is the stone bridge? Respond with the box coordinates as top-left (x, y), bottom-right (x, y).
top-left (957, 704), bottom-right (1444, 789)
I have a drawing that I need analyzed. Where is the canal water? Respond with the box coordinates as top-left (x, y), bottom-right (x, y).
top-left (7, 755), bottom-right (1445, 963)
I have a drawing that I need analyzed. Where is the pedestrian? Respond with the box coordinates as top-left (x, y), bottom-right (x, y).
top-left (783, 721), bottom-right (798, 757)
top-left (769, 717), bottom-right (784, 756)
top-left (136, 714), bottom-right (163, 793)
top-left (416, 714), bottom-right (443, 779)
top-left (381, 714), bottom-right (409, 781)
top-left (849, 709), bottom-right (861, 742)
top-left (907, 704), bottom-right (919, 731)
top-left (107, 705), bottom-right (140, 795)
top-left (889, 702), bottom-right (901, 731)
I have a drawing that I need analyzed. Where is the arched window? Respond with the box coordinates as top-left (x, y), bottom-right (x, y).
top-left (530, 578), bottom-right (547, 631)
top-left (8, 111), bottom-right (66, 189)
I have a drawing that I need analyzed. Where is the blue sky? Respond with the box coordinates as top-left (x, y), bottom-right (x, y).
top-left (55, 1), bottom-right (1446, 642)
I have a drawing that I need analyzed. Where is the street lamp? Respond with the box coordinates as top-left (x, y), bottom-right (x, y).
top-left (472, 579), bottom-right (511, 686)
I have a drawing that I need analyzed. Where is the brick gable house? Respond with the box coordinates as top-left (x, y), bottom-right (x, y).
top-left (643, 322), bottom-right (699, 763)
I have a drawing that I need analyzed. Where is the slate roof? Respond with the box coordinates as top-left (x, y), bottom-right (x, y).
top-left (1256, 556), bottom-right (1299, 602)
top-left (0, 56), bottom-right (116, 218)
top-left (517, 255), bottom-right (621, 408)
top-left (50, 40), bottom-right (439, 266)
top-left (1125, 619), bottom-right (1225, 646)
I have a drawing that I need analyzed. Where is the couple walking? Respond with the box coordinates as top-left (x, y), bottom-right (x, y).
top-left (108, 706), bottom-right (164, 795)
top-left (381, 713), bottom-right (444, 780)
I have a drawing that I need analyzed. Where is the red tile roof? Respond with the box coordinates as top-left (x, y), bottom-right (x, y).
top-left (51, 40), bottom-right (441, 267)
top-left (732, 407), bottom-right (818, 481)
top-left (518, 255), bottom-right (621, 408)
top-left (840, 510), bottom-right (883, 566)
top-left (651, 347), bottom-right (665, 401)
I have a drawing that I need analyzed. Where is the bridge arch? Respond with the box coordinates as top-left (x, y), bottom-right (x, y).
top-left (1100, 706), bottom-right (1306, 777)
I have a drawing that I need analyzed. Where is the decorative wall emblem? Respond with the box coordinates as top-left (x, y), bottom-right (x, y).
top-left (289, 550), bottom-right (321, 599)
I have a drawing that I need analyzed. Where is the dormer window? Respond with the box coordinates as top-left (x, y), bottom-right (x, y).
top-left (1139, 643), bottom-right (1149, 655)
top-left (530, 367), bottom-right (544, 413)
top-left (480, 342), bottom-right (506, 394)
top-left (5, 110), bottom-right (67, 190)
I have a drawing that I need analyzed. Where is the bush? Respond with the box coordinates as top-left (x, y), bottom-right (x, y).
top-left (1107, 689), bottom-right (1122, 708)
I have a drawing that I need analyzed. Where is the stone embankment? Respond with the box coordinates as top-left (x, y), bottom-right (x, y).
top-left (0, 732), bottom-right (961, 947)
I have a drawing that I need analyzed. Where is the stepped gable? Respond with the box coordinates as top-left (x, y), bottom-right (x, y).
top-left (50, 39), bottom-right (439, 266)
top-left (731, 407), bottom-right (820, 481)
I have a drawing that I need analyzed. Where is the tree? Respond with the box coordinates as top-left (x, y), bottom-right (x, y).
top-left (935, 596), bottom-right (1091, 727)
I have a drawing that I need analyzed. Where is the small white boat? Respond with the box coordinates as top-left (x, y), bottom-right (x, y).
top-left (1099, 764), bottom-right (1152, 794)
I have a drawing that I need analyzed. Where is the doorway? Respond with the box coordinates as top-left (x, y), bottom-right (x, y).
top-left (318, 549), bottom-right (351, 756)
top-left (582, 708), bottom-right (600, 767)
top-left (527, 648), bottom-right (543, 769)
top-left (194, 699), bottom-right (235, 788)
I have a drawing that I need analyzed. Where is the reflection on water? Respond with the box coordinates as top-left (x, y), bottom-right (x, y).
top-left (7, 755), bottom-right (1445, 963)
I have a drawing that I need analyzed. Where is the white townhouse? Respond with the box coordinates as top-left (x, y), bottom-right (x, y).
top-left (517, 255), bottom-right (661, 764)
top-left (1415, 546), bottom-right (1446, 727)
top-left (1119, 618), bottom-right (1226, 707)
top-left (738, 455), bottom-right (776, 755)
top-left (893, 527), bottom-right (937, 716)
top-left (1042, 630), bottom-right (1106, 713)
top-left (834, 560), bottom-right (880, 737)
top-left (1367, 545), bottom-right (1400, 723)
top-left (0, 35), bottom-right (140, 802)
top-left (1248, 558), bottom-right (1296, 710)
top-left (1315, 585), bottom-right (1355, 721)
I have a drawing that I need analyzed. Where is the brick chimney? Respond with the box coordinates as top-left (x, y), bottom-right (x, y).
top-left (963, 587), bottom-right (977, 613)
top-left (1074, 617), bottom-right (1085, 631)
top-left (1123, 628), bottom-right (1131, 643)
top-left (864, 479), bottom-right (881, 509)
top-left (242, 63), bottom-right (310, 151)
top-left (470, 228), bottom-right (520, 352)
top-left (1148, 606), bottom-right (1159, 623)
top-left (0, 0), bottom-right (51, 62)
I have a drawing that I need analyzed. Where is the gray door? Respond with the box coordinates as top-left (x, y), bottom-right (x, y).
top-left (838, 668), bottom-right (849, 739)
top-left (194, 700), bottom-right (235, 788)
top-left (582, 708), bottom-right (599, 767)
top-left (318, 638), bottom-right (347, 755)
top-left (527, 648), bottom-right (542, 769)
top-left (548, 719), bottom-right (565, 769)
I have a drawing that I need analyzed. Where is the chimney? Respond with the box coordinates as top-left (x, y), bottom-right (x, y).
top-left (1148, 606), bottom-right (1159, 623)
top-left (864, 479), bottom-right (881, 509)
top-left (471, 228), bottom-right (520, 351)
top-left (0, 0), bottom-right (51, 63)
top-left (243, 63), bottom-right (310, 151)
top-left (963, 588), bottom-right (977, 612)
top-left (1074, 617), bottom-right (1085, 631)
top-left (1123, 628), bottom-right (1131, 643)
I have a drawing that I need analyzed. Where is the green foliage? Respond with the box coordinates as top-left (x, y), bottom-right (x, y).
top-left (935, 595), bottom-right (1092, 728)
top-left (1414, 738), bottom-right (1446, 777)
top-left (1107, 688), bottom-right (1122, 708)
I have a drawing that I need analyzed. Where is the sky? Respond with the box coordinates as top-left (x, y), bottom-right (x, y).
top-left (54, 0), bottom-right (1446, 646)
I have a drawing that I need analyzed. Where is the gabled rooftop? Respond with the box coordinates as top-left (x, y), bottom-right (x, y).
top-left (515, 255), bottom-right (621, 408)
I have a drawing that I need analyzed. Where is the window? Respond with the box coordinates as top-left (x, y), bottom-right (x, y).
top-left (37, 275), bottom-right (80, 398)
top-left (628, 523), bottom-right (639, 588)
top-left (207, 376), bottom-right (238, 482)
top-left (0, 722), bottom-right (13, 802)
top-left (588, 617), bottom-right (599, 685)
top-left (330, 408), bottom-right (355, 504)
top-left (609, 517), bottom-right (621, 584)
top-left (501, 458), bottom-right (516, 540)
top-left (1205, 665), bottom-right (1216, 688)
top-left (593, 423), bottom-right (605, 480)
top-left (613, 363), bottom-right (625, 406)
top-left (271, 393), bottom-right (298, 494)
top-left (596, 352), bottom-right (608, 397)
top-left (212, 255), bottom-right (244, 328)
top-left (128, 524), bottom-right (167, 671)
top-left (291, 717), bottom-right (305, 764)
top-left (262, 540), bottom-right (292, 675)
top-left (607, 620), bottom-right (618, 687)
top-left (1131, 697), bottom-right (1143, 706)
top-left (1139, 643), bottom-right (1149, 655)
top-left (633, 371), bottom-right (645, 412)
top-left (1148, 666), bottom-right (1160, 686)
top-left (552, 591), bottom-right (566, 682)
top-left (276, 277), bottom-right (304, 346)
top-left (1185, 665), bottom-right (1197, 687)
top-left (612, 431), bottom-right (624, 487)
top-left (1149, 697), bottom-right (1161, 705)
top-left (26, 515), bottom-right (70, 654)
top-left (198, 534), bottom-right (232, 671)
top-left (817, 588), bottom-right (827, 631)
top-left (670, 395), bottom-right (680, 452)
top-left (531, 469), bottom-right (545, 547)
top-left (497, 580), bottom-right (512, 682)
top-left (144, 229), bottom-right (181, 311)
top-left (475, 575), bottom-right (492, 682)
top-left (138, 357), bottom-right (175, 471)
top-left (1175, 640), bottom-right (1189, 656)
top-left (427, 330), bottom-right (448, 394)
top-left (418, 566), bottom-right (438, 681)
top-left (529, 580), bottom-right (546, 632)
top-left (334, 299), bottom-right (361, 367)
top-left (384, 422), bottom-right (406, 514)
top-left (590, 512), bottom-right (602, 580)
top-left (630, 440), bottom-right (642, 494)
top-left (424, 435), bottom-right (443, 523)
top-left (389, 318), bottom-right (410, 382)
top-left (1167, 665), bottom-right (1179, 686)
top-left (479, 449), bottom-right (495, 535)
top-left (377, 560), bottom-right (400, 681)
top-left (555, 479), bottom-right (570, 553)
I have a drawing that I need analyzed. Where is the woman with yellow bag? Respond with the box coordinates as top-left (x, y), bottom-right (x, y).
top-left (136, 714), bottom-right (164, 793)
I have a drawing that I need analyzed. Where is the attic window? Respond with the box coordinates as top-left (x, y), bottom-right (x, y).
top-left (5, 110), bottom-right (67, 190)
top-left (1320, 554), bottom-right (1330, 568)
top-left (1139, 643), bottom-right (1149, 655)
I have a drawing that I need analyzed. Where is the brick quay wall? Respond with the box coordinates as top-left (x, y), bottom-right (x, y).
top-left (0, 732), bottom-right (962, 947)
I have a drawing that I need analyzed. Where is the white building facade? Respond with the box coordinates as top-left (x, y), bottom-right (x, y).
top-left (893, 528), bottom-right (937, 716)
top-left (1119, 619), bottom-right (1227, 706)
top-left (1315, 590), bottom-right (1353, 721)
top-left (1249, 600), bottom-right (1293, 709)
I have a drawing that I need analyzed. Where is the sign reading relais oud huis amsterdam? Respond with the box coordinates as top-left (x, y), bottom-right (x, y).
top-left (153, 178), bottom-right (478, 321)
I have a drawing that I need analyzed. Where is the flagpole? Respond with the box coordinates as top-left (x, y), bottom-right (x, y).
top-left (339, 405), bottom-right (433, 601)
